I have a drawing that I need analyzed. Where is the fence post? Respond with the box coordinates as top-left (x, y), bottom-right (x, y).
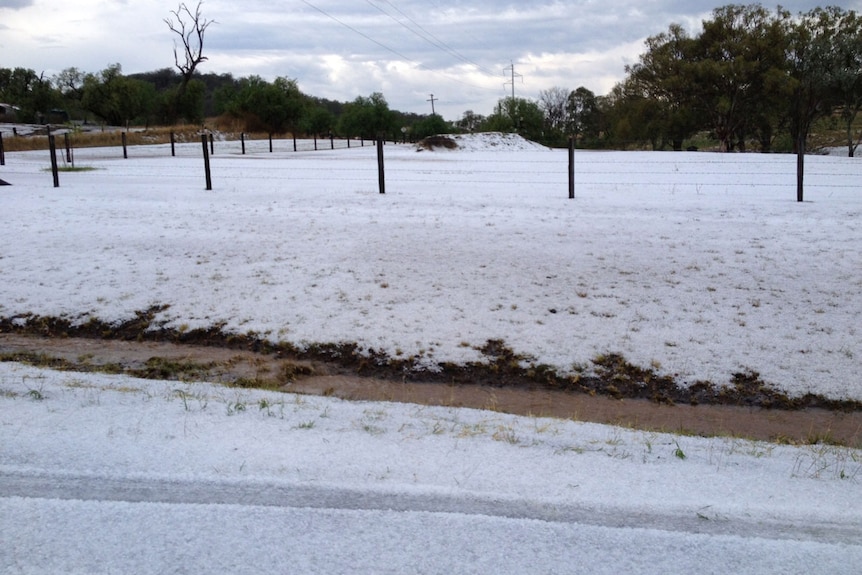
top-left (121, 132), bottom-right (128, 159)
top-left (170, 131), bottom-right (176, 157)
top-left (0, 132), bottom-right (5, 166)
top-left (330, 132), bottom-right (335, 150)
top-left (377, 137), bottom-right (385, 195)
top-left (568, 136), bottom-right (575, 199)
top-left (64, 133), bottom-right (72, 165)
top-left (209, 133), bottom-right (214, 155)
top-left (269, 133), bottom-right (273, 153)
top-left (293, 134), bottom-right (297, 152)
top-left (241, 132), bottom-right (246, 155)
top-left (201, 134), bottom-right (212, 190)
top-left (313, 135), bottom-right (318, 151)
top-left (49, 135), bottom-right (59, 188)
top-left (347, 138), bottom-right (350, 149)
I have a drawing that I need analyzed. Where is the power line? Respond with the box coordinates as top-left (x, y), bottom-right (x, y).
top-left (299, 0), bottom-right (499, 93)
top-left (369, 0), bottom-right (500, 78)
top-left (299, 0), bottom-right (415, 64)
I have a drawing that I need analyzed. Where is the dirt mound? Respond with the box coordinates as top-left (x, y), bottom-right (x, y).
top-left (416, 132), bottom-right (549, 152)
top-left (417, 135), bottom-right (459, 150)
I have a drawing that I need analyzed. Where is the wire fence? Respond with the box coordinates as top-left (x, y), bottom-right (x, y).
top-left (2, 132), bottom-right (859, 196)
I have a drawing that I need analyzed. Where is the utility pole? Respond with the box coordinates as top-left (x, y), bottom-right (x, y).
top-left (427, 94), bottom-right (438, 115)
top-left (503, 61), bottom-right (523, 100)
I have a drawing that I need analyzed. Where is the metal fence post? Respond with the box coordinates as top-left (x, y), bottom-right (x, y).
top-left (49, 135), bottom-right (59, 187)
top-left (568, 136), bottom-right (575, 199)
top-left (201, 134), bottom-right (212, 190)
top-left (377, 137), bottom-right (385, 195)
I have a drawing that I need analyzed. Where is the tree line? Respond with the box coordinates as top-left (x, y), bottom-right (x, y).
top-left (0, 64), bottom-right (452, 141)
top-left (540, 4), bottom-right (862, 160)
top-left (2, 3), bottom-right (860, 162)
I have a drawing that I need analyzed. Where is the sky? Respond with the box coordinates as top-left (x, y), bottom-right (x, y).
top-left (2, 1), bottom-right (861, 119)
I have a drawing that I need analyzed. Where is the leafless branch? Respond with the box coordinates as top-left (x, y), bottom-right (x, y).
top-left (164, 1), bottom-right (215, 80)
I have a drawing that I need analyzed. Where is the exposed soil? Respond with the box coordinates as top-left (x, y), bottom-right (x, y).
top-left (2, 331), bottom-right (860, 448)
top-left (416, 135), bottom-right (458, 150)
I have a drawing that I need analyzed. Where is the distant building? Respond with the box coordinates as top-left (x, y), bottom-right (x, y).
top-left (0, 103), bottom-right (19, 121)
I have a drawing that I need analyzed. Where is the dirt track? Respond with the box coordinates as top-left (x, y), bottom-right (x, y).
top-left (2, 334), bottom-right (860, 447)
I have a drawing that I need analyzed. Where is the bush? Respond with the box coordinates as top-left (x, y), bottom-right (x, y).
top-left (412, 114), bottom-right (452, 140)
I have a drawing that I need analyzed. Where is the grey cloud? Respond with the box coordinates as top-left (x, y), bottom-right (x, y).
top-left (0, 0), bottom-right (34, 8)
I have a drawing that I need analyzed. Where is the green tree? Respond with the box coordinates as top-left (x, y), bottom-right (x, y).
top-left (602, 77), bottom-right (672, 150)
top-left (786, 8), bottom-right (844, 201)
top-left (814, 7), bottom-right (862, 157)
top-left (625, 23), bottom-right (701, 150)
top-left (222, 76), bottom-right (305, 134)
top-left (566, 87), bottom-right (603, 144)
top-left (52, 67), bottom-right (88, 121)
top-left (81, 64), bottom-right (149, 126)
top-left (412, 114), bottom-right (452, 139)
top-left (337, 92), bottom-right (394, 138)
top-left (0, 67), bottom-right (57, 123)
top-left (691, 5), bottom-right (791, 151)
top-left (300, 106), bottom-right (335, 137)
top-left (172, 77), bottom-right (206, 124)
top-left (456, 109), bottom-right (485, 133)
top-left (483, 97), bottom-right (544, 142)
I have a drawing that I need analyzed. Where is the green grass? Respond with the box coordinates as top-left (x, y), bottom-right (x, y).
top-left (55, 166), bottom-right (99, 172)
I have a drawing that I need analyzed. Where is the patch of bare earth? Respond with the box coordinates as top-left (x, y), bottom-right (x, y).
top-left (2, 333), bottom-right (859, 448)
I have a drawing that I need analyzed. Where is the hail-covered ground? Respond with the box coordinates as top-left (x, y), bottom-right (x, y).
top-left (1, 130), bottom-right (860, 573)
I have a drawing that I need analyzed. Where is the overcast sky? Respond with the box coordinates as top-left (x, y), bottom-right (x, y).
top-left (2, 1), bottom-right (859, 120)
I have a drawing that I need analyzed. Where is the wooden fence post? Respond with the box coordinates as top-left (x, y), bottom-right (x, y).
top-left (170, 132), bottom-right (176, 157)
top-left (269, 133), bottom-right (273, 153)
top-left (330, 132), bottom-right (335, 150)
top-left (568, 136), bottom-right (575, 199)
top-left (48, 135), bottom-right (59, 188)
top-left (377, 137), bottom-right (385, 195)
top-left (121, 132), bottom-right (128, 159)
top-left (241, 132), bottom-right (246, 155)
top-left (209, 133), bottom-right (214, 155)
top-left (293, 134), bottom-right (297, 152)
top-left (201, 134), bottom-right (212, 190)
top-left (0, 132), bottom-right (5, 166)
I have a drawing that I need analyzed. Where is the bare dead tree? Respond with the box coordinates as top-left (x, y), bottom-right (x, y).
top-left (165, 1), bottom-right (214, 81)
top-left (538, 86), bottom-right (569, 133)
top-left (164, 1), bottom-right (215, 122)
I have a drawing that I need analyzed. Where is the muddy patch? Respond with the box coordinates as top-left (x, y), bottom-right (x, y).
top-left (2, 334), bottom-right (859, 447)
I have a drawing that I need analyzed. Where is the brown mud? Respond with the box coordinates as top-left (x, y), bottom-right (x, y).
top-left (2, 323), bottom-right (860, 447)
